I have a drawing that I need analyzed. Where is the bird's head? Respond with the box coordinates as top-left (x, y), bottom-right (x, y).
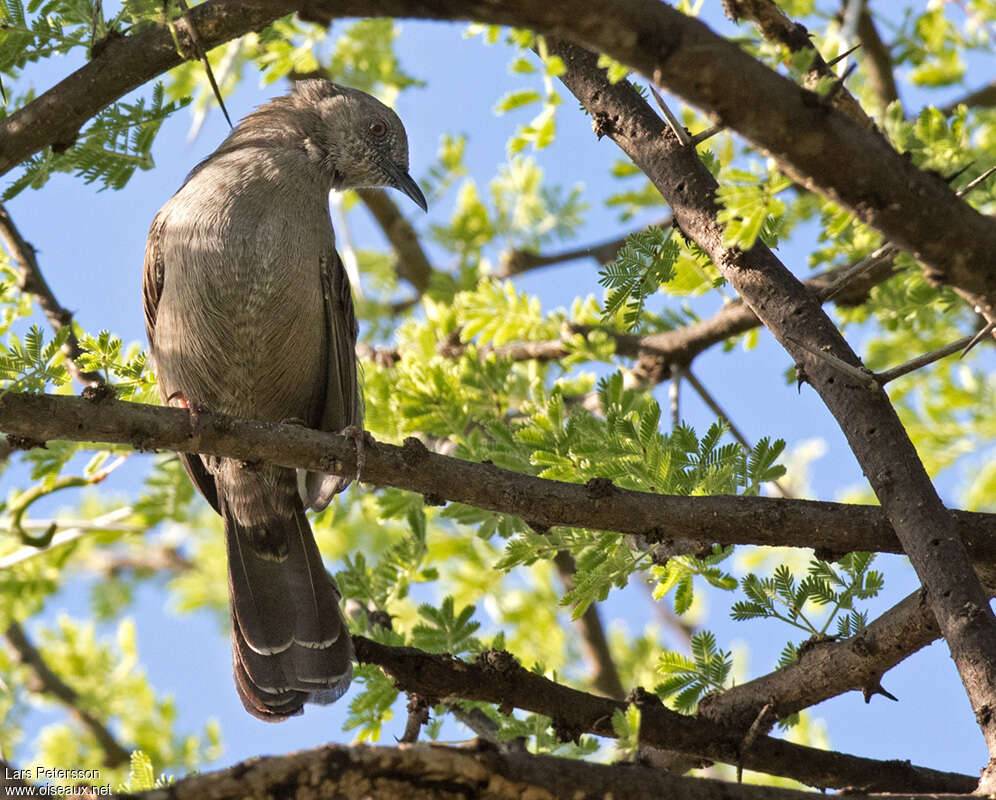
top-left (286, 79), bottom-right (427, 212)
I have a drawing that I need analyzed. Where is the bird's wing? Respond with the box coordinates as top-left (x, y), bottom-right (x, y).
top-left (302, 247), bottom-right (361, 510)
top-left (320, 246), bottom-right (362, 430)
top-left (142, 212), bottom-right (221, 513)
top-left (142, 213), bottom-right (166, 347)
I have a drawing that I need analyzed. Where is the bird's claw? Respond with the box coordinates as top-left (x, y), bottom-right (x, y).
top-left (166, 391), bottom-right (209, 425)
top-left (341, 425), bottom-right (373, 483)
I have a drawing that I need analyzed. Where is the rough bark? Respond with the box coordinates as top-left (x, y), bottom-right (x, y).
top-left (108, 742), bottom-right (975, 800)
top-left (0, 393), bottom-right (994, 562)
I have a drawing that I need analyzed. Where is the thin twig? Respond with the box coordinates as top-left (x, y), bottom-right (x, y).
top-left (818, 243), bottom-right (898, 302)
top-left (444, 701), bottom-right (529, 752)
top-left (554, 551), bottom-right (626, 701)
top-left (497, 217), bottom-right (672, 278)
top-left (961, 320), bottom-right (996, 356)
top-left (669, 365), bottom-right (681, 428)
top-left (875, 332), bottom-right (980, 385)
top-left (854, 10), bottom-right (899, 110)
top-left (0, 507), bottom-right (134, 570)
top-left (331, 192), bottom-right (363, 299)
top-left (5, 621), bottom-right (130, 766)
top-left (0, 204), bottom-right (103, 386)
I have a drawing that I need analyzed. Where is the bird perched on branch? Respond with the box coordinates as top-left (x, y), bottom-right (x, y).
top-left (142, 79), bottom-right (427, 721)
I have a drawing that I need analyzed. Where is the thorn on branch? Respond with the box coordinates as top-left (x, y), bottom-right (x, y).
top-left (957, 164), bottom-right (996, 198)
top-left (738, 701), bottom-right (775, 781)
top-left (862, 680), bottom-right (898, 704)
top-left (943, 162), bottom-right (973, 185)
top-left (787, 337), bottom-right (879, 391)
top-left (687, 124), bottom-right (725, 147)
top-left (649, 85), bottom-right (692, 146)
top-left (962, 320), bottom-right (996, 356)
top-left (167, 0), bottom-right (233, 128)
top-left (825, 43), bottom-right (862, 68)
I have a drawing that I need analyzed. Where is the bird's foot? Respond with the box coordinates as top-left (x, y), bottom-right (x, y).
top-left (340, 425), bottom-right (374, 482)
top-left (279, 416), bottom-right (308, 427)
top-left (166, 391), bottom-right (209, 424)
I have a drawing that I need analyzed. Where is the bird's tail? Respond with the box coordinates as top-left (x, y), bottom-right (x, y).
top-left (219, 465), bottom-right (352, 721)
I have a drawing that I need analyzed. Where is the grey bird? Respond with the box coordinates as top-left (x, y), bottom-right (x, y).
top-left (142, 79), bottom-right (427, 721)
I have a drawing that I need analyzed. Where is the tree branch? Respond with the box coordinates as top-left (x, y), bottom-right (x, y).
top-left (942, 81), bottom-right (996, 115)
top-left (358, 248), bottom-right (898, 384)
top-left (352, 637), bottom-right (975, 792)
top-left (0, 204), bottom-right (103, 386)
top-left (1, 394), bottom-right (994, 562)
top-left (554, 551), bottom-right (626, 701)
top-left (113, 740), bottom-right (974, 800)
top-left (855, 7), bottom-right (900, 111)
top-left (4, 621), bottom-right (130, 767)
top-left (696, 569), bottom-right (996, 734)
top-left (3, 393), bottom-right (989, 765)
top-left (495, 217), bottom-right (671, 279)
top-left (545, 38), bottom-right (996, 775)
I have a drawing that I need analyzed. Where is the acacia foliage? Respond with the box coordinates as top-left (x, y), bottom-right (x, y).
top-left (0, 0), bottom-right (993, 790)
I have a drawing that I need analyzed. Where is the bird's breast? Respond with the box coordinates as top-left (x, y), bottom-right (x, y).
top-left (153, 176), bottom-right (334, 423)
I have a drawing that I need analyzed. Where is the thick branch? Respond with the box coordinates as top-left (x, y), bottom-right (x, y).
top-left (547, 39), bottom-right (996, 770)
top-left (119, 741), bottom-right (974, 800)
top-left (353, 638), bottom-right (975, 792)
top-left (4, 621), bottom-right (130, 767)
top-left (1, 394), bottom-right (995, 561)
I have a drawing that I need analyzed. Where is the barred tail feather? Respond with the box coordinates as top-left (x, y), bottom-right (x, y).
top-left (222, 470), bottom-right (353, 721)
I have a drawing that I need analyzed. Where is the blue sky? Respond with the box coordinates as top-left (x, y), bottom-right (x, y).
top-left (2, 3), bottom-right (990, 782)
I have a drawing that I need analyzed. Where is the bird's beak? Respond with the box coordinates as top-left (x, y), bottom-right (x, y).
top-left (382, 160), bottom-right (428, 212)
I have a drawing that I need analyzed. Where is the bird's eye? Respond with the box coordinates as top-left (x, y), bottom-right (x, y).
top-left (369, 119), bottom-right (388, 140)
